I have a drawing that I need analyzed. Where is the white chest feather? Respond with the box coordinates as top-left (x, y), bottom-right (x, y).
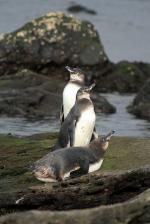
top-left (74, 108), bottom-right (96, 146)
top-left (88, 159), bottom-right (104, 173)
top-left (63, 83), bottom-right (80, 118)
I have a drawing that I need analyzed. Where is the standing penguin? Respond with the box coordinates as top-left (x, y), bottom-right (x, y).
top-left (60, 66), bottom-right (85, 122)
top-left (55, 84), bottom-right (96, 149)
top-left (32, 130), bottom-right (115, 182)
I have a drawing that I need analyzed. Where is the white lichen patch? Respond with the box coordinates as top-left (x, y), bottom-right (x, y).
top-left (63, 22), bottom-right (81, 32)
top-left (16, 31), bottom-right (26, 38)
top-left (0, 33), bottom-right (4, 41)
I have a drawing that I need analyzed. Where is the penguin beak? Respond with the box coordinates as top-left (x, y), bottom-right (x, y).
top-left (84, 83), bottom-right (96, 92)
top-left (105, 130), bottom-right (115, 141)
top-left (65, 66), bottom-right (74, 73)
top-left (89, 83), bottom-right (96, 90)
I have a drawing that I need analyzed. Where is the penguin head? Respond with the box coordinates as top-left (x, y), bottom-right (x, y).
top-left (76, 83), bottom-right (95, 100)
top-left (65, 66), bottom-right (85, 82)
top-left (98, 130), bottom-right (115, 150)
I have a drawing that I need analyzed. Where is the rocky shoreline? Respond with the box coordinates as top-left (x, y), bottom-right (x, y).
top-left (0, 133), bottom-right (150, 222)
top-left (0, 12), bottom-right (149, 120)
top-left (0, 11), bottom-right (150, 223)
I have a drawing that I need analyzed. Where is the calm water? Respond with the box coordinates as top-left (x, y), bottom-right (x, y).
top-left (0, 94), bottom-right (149, 137)
top-left (0, 0), bottom-right (150, 62)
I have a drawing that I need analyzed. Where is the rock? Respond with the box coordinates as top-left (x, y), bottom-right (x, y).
top-left (127, 78), bottom-right (150, 121)
top-left (0, 133), bottom-right (150, 220)
top-left (95, 61), bottom-right (150, 93)
top-left (0, 166), bottom-right (150, 223)
top-left (0, 69), bottom-right (115, 117)
top-left (0, 69), bottom-right (63, 118)
top-left (0, 133), bottom-right (150, 195)
top-left (0, 12), bottom-right (108, 75)
top-left (67, 4), bottom-right (97, 15)
top-left (91, 93), bottom-right (116, 113)
top-left (0, 190), bottom-right (149, 224)
top-left (0, 187), bottom-right (150, 224)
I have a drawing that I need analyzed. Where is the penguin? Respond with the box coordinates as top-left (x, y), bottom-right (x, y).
top-left (60, 66), bottom-right (85, 122)
top-left (54, 83), bottom-right (96, 150)
top-left (32, 130), bottom-right (115, 182)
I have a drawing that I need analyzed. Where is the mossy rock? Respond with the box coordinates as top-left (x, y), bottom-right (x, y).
top-left (0, 133), bottom-right (150, 223)
top-left (128, 78), bottom-right (150, 120)
top-left (0, 133), bottom-right (150, 193)
top-left (0, 12), bottom-right (108, 68)
top-left (95, 61), bottom-right (150, 93)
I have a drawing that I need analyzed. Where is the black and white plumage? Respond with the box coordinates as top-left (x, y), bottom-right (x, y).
top-left (55, 84), bottom-right (96, 149)
top-left (32, 130), bottom-right (115, 182)
top-left (60, 66), bottom-right (85, 123)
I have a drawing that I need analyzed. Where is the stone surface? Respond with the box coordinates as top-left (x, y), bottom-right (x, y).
top-left (128, 78), bottom-right (150, 121)
top-left (0, 69), bottom-right (115, 118)
top-left (0, 195), bottom-right (149, 224)
top-left (95, 61), bottom-right (150, 93)
top-left (0, 188), bottom-right (149, 224)
top-left (0, 133), bottom-right (150, 222)
top-left (0, 133), bottom-right (150, 194)
top-left (0, 12), bottom-right (108, 72)
top-left (0, 168), bottom-right (150, 223)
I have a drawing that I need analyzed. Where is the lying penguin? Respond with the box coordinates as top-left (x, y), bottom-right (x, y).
top-left (33, 130), bottom-right (115, 182)
top-left (60, 66), bottom-right (85, 122)
top-left (55, 84), bottom-right (96, 149)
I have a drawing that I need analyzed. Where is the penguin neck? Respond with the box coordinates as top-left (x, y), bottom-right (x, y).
top-left (77, 93), bottom-right (91, 102)
top-left (89, 140), bottom-right (106, 159)
top-left (69, 79), bottom-right (85, 86)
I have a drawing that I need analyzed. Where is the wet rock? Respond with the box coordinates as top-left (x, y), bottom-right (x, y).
top-left (91, 93), bottom-right (116, 113)
top-left (0, 69), bottom-right (63, 118)
top-left (128, 78), bottom-right (150, 121)
top-left (95, 61), bottom-right (150, 93)
top-left (0, 166), bottom-right (150, 223)
top-left (0, 133), bottom-right (150, 195)
top-left (0, 69), bottom-right (115, 117)
top-left (0, 191), bottom-right (149, 224)
top-left (67, 4), bottom-right (97, 15)
top-left (0, 12), bottom-right (108, 75)
top-left (0, 133), bottom-right (150, 220)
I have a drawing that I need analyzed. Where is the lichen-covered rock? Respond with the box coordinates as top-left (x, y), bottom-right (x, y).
top-left (128, 79), bottom-right (150, 121)
top-left (95, 61), bottom-right (150, 93)
top-left (0, 12), bottom-right (108, 69)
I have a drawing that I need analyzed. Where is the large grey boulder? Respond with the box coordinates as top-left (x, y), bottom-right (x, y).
top-left (0, 12), bottom-right (108, 69)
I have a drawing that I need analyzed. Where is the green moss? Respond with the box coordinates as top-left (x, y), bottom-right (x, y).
top-left (0, 133), bottom-right (56, 192)
top-left (0, 134), bottom-right (150, 193)
top-left (0, 80), bottom-right (12, 88)
top-left (101, 136), bottom-right (150, 171)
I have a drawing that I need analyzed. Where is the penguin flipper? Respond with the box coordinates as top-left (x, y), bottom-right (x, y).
top-left (68, 106), bottom-right (80, 147)
top-left (68, 121), bottom-right (76, 147)
top-left (60, 104), bottom-right (64, 124)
